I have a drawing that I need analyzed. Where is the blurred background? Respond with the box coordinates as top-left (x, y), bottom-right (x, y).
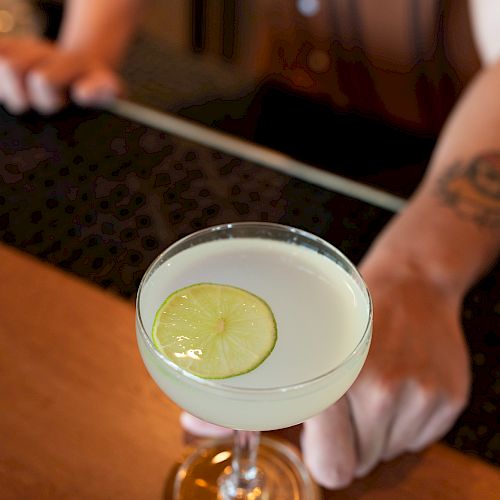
top-left (1, 0), bottom-right (445, 196)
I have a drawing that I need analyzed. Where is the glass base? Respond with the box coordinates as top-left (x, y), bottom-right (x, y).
top-left (173, 436), bottom-right (321, 499)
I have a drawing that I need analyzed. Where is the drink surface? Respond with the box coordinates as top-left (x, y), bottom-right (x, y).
top-left (141, 237), bottom-right (369, 389)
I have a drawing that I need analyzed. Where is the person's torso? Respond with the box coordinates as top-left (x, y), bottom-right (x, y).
top-left (240, 0), bottom-right (481, 133)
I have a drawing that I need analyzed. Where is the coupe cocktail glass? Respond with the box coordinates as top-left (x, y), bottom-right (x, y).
top-left (136, 222), bottom-right (372, 499)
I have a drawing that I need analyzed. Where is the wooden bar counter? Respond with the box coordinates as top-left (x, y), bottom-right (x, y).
top-left (0, 244), bottom-right (498, 499)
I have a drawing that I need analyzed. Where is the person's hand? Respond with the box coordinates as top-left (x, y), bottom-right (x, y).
top-left (301, 253), bottom-right (471, 488)
top-left (0, 36), bottom-right (123, 115)
top-left (180, 252), bottom-right (471, 490)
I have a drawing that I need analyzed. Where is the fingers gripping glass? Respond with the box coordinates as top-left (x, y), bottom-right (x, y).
top-left (136, 222), bottom-right (372, 499)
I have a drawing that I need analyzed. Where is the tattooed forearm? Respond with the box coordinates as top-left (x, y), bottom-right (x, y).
top-left (436, 153), bottom-right (500, 228)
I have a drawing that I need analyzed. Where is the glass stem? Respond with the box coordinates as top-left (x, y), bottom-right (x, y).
top-left (232, 430), bottom-right (260, 483)
top-left (218, 430), bottom-right (264, 499)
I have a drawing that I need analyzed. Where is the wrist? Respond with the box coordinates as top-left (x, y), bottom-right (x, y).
top-left (56, 37), bottom-right (125, 69)
top-left (365, 180), bottom-right (500, 300)
top-left (361, 244), bottom-right (465, 308)
top-left (56, 0), bottom-right (142, 68)
top-left (362, 208), bottom-right (474, 304)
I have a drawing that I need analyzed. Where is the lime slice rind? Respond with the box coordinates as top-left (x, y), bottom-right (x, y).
top-left (151, 283), bottom-right (277, 379)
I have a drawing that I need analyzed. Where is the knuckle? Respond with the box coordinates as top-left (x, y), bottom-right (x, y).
top-left (28, 69), bottom-right (50, 87)
top-left (0, 56), bottom-right (15, 74)
top-left (407, 379), bottom-right (432, 401)
top-left (351, 376), bottom-right (401, 420)
top-left (367, 380), bottom-right (398, 414)
top-left (0, 55), bottom-right (31, 76)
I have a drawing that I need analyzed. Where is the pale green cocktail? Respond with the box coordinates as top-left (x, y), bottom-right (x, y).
top-left (136, 222), bottom-right (372, 499)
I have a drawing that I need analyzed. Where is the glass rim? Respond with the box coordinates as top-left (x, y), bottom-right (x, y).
top-left (136, 221), bottom-right (373, 395)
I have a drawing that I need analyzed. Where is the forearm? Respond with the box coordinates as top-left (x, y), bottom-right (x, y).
top-left (365, 62), bottom-right (500, 300)
top-left (57, 0), bottom-right (146, 66)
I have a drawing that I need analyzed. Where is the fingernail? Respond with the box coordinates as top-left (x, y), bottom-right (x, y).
top-left (355, 462), bottom-right (374, 478)
top-left (27, 71), bottom-right (62, 114)
top-left (5, 99), bottom-right (28, 115)
top-left (35, 100), bottom-right (62, 115)
top-left (7, 91), bottom-right (29, 114)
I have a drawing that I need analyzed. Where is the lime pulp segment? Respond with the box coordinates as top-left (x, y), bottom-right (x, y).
top-left (152, 283), bottom-right (277, 379)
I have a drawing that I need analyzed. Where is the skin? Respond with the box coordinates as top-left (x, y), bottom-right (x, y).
top-left (0, 0), bottom-right (498, 490)
top-left (0, 0), bottom-right (144, 114)
top-left (306, 58), bottom-right (500, 485)
top-left (179, 1), bottom-right (500, 488)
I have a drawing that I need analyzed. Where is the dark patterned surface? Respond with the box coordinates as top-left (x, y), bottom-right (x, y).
top-left (0, 105), bottom-right (498, 466)
top-left (0, 106), bottom-right (392, 295)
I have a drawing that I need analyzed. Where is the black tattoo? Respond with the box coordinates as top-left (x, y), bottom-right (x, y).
top-left (436, 153), bottom-right (500, 228)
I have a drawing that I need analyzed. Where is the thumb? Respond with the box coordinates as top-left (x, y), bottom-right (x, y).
top-left (301, 397), bottom-right (357, 490)
top-left (180, 412), bottom-right (232, 438)
top-left (72, 68), bottom-right (123, 107)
